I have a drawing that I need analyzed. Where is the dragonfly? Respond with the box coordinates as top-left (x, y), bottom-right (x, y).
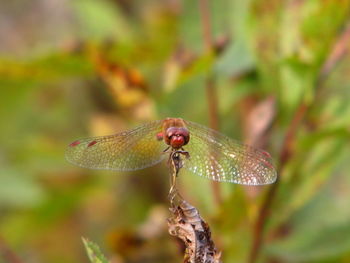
top-left (65, 118), bottom-right (277, 185)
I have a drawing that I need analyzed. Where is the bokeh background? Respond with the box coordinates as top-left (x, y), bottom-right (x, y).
top-left (1, 0), bottom-right (350, 262)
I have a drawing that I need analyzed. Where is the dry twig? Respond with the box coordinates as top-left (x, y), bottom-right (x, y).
top-left (167, 150), bottom-right (222, 263)
top-left (168, 198), bottom-right (222, 263)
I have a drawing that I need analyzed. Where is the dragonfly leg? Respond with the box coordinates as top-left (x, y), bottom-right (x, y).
top-left (168, 149), bottom-right (188, 206)
top-left (168, 149), bottom-right (190, 193)
top-left (171, 151), bottom-right (184, 175)
top-left (163, 146), bottom-right (170, 153)
top-left (168, 151), bottom-right (181, 195)
top-left (179, 149), bottom-right (190, 159)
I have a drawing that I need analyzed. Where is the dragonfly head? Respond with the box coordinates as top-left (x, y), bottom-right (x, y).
top-left (165, 127), bottom-right (190, 149)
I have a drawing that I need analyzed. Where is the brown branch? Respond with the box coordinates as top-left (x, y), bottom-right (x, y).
top-left (318, 21), bottom-right (350, 83)
top-left (205, 76), bottom-right (222, 206)
top-left (198, 0), bottom-right (222, 206)
top-left (248, 101), bottom-right (307, 263)
top-left (264, 20), bottom-right (350, 253)
top-left (247, 18), bottom-right (350, 263)
top-left (198, 0), bottom-right (213, 50)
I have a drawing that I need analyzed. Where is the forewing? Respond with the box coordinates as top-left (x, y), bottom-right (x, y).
top-left (65, 120), bottom-right (167, 171)
top-left (182, 121), bottom-right (277, 185)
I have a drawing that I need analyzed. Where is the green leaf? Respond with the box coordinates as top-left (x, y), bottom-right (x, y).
top-left (215, 0), bottom-right (255, 77)
top-left (82, 237), bottom-right (110, 263)
top-left (215, 39), bottom-right (255, 77)
top-left (72, 0), bottom-right (132, 41)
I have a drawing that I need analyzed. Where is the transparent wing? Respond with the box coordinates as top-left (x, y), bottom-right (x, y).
top-left (65, 120), bottom-right (167, 171)
top-left (183, 121), bottom-right (277, 185)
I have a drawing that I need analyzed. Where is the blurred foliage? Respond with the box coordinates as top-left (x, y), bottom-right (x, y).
top-left (1, 0), bottom-right (350, 263)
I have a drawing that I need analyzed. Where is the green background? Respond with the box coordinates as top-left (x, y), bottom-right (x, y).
top-left (1, 0), bottom-right (350, 262)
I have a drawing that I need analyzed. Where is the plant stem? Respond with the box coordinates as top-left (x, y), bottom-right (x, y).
top-left (198, 0), bottom-right (222, 206)
top-left (248, 19), bottom-right (350, 263)
top-left (198, 0), bottom-right (213, 50)
top-left (247, 103), bottom-right (305, 263)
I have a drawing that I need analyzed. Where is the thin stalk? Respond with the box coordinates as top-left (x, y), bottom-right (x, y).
top-left (248, 103), bottom-right (306, 263)
top-left (248, 19), bottom-right (350, 263)
top-left (198, 0), bottom-right (222, 206)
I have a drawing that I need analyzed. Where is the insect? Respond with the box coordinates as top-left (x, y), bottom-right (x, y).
top-left (66, 118), bottom-right (277, 185)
